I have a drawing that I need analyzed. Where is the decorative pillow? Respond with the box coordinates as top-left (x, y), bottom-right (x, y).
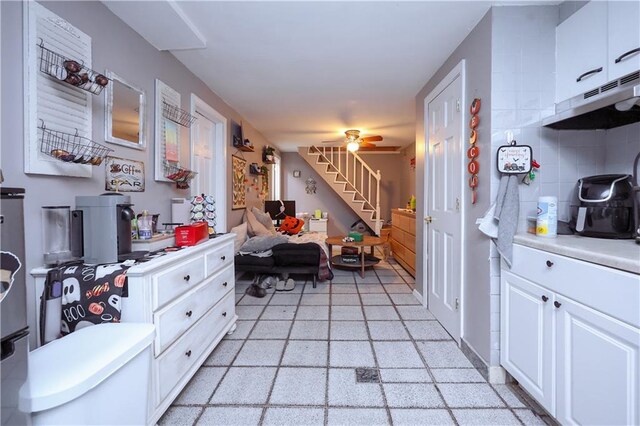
top-left (251, 207), bottom-right (277, 235)
top-left (279, 216), bottom-right (304, 235)
top-left (230, 222), bottom-right (248, 253)
top-left (246, 209), bottom-right (273, 237)
top-left (239, 235), bottom-right (289, 254)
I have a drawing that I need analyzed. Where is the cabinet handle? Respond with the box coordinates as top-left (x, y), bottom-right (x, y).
top-left (554, 301), bottom-right (562, 309)
top-left (186, 310), bottom-right (192, 317)
top-left (576, 67), bottom-right (603, 82)
top-left (184, 274), bottom-right (191, 282)
top-left (222, 312), bottom-right (227, 317)
top-left (185, 350), bottom-right (192, 357)
top-left (614, 47), bottom-right (640, 64)
top-left (223, 281), bottom-right (228, 287)
top-left (541, 295), bottom-right (549, 302)
top-left (546, 260), bottom-right (554, 268)
top-left (221, 255), bottom-right (226, 261)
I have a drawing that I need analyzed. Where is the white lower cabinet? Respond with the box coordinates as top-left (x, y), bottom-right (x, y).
top-left (500, 272), bottom-right (554, 414)
top-left (555, 296), bottom-right (639, 426)
top-left (501, 244), bottom-right (640, 425)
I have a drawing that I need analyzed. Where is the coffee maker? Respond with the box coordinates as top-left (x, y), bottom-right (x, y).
top-left (76, 194), bottom-right (134, 263)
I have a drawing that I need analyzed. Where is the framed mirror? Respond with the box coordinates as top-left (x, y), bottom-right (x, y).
top-left (104, 70), bottom-right (146, 150)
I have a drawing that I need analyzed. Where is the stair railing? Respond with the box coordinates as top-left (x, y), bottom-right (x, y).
top-left (310, 146), bottom-right (382, 234)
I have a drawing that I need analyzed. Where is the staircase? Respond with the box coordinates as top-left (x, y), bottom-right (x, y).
top-left (298, 146), bottom-right (383, 235)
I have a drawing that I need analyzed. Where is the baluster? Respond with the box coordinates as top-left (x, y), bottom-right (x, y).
top-left (360, 162), bottom-right (364, 196)
top-left (368, 172), bottom-right (371, 203)
top-left (346, 148), bottom-right (349, 182)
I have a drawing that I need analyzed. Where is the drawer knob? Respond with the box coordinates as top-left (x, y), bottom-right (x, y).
top-left (222, 311), bottom-right (227, 317)
top-left (554, 301), bottom-right (562, 309)
top-left (184, 274), bottom-right (191, 282)
top-left (221, 255), bottom-right (226, 261)
top-left (545, 260), bottom-right (553, 268)
top-left (541, 295), bottom-right (549, 302)
top-left (223, 281), bottom-right (228, 287)
top-left (186, 310), bottom-right (193, 317)
top-left (185, 350), bottom-right (192, 357)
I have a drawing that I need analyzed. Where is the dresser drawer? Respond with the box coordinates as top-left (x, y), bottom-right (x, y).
top-left (153, 256), bottom-right (205, 310)
top-left (154, 265), bottom-right (234, 355)
top-left (206, 242), bottom-right (234, 276)
top-left (155, 291), bottom-right (235, 404)
top-left (510, 244), bottom-right (640, 327)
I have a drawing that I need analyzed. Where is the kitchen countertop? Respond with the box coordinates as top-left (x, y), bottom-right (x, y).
top-left (514, 233), bottom-right (640, 275)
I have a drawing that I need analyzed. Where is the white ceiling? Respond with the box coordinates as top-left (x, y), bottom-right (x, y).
top-left (107, 1), bottom-right (495, 151)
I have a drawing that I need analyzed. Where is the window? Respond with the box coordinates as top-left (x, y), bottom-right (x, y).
top-left (270, 154), bottom-right (281, 200)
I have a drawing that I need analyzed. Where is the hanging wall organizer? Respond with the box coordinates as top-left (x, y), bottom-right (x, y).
top-left (24, 2), bottom-right (94, 177)
top-left (39, 121), bottom-right (112, 165)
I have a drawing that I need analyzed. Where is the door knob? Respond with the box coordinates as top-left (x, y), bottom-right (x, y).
top-left (541, 295), bottom-right (549, 302)
top-left (221, 255), bottom-right (226, 261)
top-left (545, 260), bottom-right (553, 268)
top-left (184, 274), bottom-right (191, 281)
top-left (222, 312), bottom-right (227, 317)
top-left (223, 281), bottom-right (228, 287)
top-left (186, 310), bottom-right (192, 317)
top-left (554, 301), bottom-right (562, 308)
top-left (185, 350), bottom-right (192, 357)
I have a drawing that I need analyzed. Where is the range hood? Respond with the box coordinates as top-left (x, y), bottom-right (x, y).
top-left (542, 71), bottom-right (640, 130)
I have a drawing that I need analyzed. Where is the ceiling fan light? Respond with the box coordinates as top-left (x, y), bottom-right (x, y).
top-left (347, 141), bottom-right (359, 152)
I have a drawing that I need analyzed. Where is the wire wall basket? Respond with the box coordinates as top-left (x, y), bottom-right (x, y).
top-left (162, 101), bottom-right (197, 128)
top-left (38, 40), bottom-right (110, 96)
top-left (39, 122), bottom-right (113, 166)
top-left (163, 161), bottom-right (197, 189)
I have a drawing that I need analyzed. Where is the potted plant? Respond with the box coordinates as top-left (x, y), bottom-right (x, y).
top-left (260, 165), bottom-right (269, 175)
top-left (263, 146), bottom-right (275, 163)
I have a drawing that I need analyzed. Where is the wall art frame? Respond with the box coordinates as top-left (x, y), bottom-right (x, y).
top-left (231, 154), bottom-right (247, 210)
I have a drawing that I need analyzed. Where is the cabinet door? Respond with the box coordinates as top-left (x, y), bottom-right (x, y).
top-left (556, 295), bottom-right (640, 426)
top-left (608, 1), bottom-right (640, 81)
top-left (500, 271), bottom-right (555, 414)
top-left (556, 1), bottom-right (608, 103)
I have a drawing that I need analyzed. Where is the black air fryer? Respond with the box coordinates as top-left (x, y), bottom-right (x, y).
top-left (570, 174), bottom-right (637, 239)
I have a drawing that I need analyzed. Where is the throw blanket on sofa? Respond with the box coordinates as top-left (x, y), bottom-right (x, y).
top-left (287, 232), bottom-right (333, 281)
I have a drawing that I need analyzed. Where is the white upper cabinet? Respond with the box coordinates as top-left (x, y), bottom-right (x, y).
top-left (608, 1), bottom-right (640, 81)
top-left (556, 1), bottom-right (608, 103)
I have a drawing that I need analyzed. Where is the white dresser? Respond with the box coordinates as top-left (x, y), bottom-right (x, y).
top-left (500, 240), bottom-right (639, 425)
top-left (31, 234), bottom-right (237, 424)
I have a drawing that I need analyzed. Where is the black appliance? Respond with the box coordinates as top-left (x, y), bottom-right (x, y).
top-left (0, 187), bottom-right (30, 424)
top-left (570, 174), bottom-right (637, 239)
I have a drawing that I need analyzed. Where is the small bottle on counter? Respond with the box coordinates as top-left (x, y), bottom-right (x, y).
top-left (536, 196), bottom-right (557, 238)
top-left (138, 210), bottom-right (153, 240)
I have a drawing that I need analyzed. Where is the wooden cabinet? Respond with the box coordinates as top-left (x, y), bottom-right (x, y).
top-left (556, 1), bottom-right (608, 103)
top-left (500, 272), bottom-right (554, 413)
top-left (607, 1), bottom-right (640, 81)
top-left (501, 244), bottom-right (640, 424)
top-left (556, 1), bottom-right (640, 103)
top-left (390, 209), bottom-right (416, 277)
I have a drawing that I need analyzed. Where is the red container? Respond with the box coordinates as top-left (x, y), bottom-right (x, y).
top-left (175, 222), bottom-right (208, 246)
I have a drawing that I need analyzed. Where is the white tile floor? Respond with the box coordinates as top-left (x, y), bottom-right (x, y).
top-left (159, 258), bottom-right (550, 426)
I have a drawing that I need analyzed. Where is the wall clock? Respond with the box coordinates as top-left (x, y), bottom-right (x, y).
top-left (496, 142), bottom-right (532, 174)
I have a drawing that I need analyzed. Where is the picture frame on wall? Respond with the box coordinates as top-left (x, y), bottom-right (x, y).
top-left (232, 155), bottom-right (247, 210)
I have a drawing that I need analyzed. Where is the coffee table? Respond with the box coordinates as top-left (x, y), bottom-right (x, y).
top-left (325, 235), bottom-right (385, 278)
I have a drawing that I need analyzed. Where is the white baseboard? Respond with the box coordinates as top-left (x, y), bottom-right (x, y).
top-left (488, 366), bottom-right (507, 384)
top-left (412, 289), bottom-right (423, 304)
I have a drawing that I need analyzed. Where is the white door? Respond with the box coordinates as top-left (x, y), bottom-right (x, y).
top-left (192, 113), bottom-right (216, 197)
top-left (556, 295), bottom-right (640, 426)
top-left (425, 69), bottom-right (463, 343)
top-left (500, 272), bottom-right (555, 415)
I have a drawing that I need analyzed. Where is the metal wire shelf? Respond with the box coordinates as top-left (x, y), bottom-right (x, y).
top-left (37, 40), bottom-right (110, 96)
top-left (163, 161), bottom-right (198, 189)
top-left (39, 121), bottom-right (113, 165)
top-left (162, 101), bottom-right (197, 128)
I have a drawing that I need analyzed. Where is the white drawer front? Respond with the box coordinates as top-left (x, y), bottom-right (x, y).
top-left (510, 244), bottom-right (640, 327)
top-left (153, 256), bottom-right (206, 310)
top-left (154, 265), bottom-right (234, 355)
top-left (206, 242), bottom-right (234, 277)
top-left (155, 291), bottom-right (235, 404)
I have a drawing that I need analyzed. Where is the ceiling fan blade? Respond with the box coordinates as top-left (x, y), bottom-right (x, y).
top-left (357, 146), bottom-right (401, 152)
top-left (359, 141), bottom-right (377, 148)
top-left (321, 140), bottom-right (341, 144)
top-left (360, 135), bottom-right (383, 143)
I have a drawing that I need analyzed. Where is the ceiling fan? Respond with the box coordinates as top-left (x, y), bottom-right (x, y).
top-left (321, 129), bottom-right (383, 152)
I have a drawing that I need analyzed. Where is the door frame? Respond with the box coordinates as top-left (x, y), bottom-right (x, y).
top-left (422, 59), bottom-right (467, 343)
top-left (190, 94), bottom-right (228, 232)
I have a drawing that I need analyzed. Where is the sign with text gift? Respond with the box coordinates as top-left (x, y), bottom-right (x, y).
top-left (105, 156), bottom-right (145, 192)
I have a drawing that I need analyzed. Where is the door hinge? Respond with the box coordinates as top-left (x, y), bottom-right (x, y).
top-left (455, 298), bottom-right (460, 310)
top-left (456, 100), bottom-right (461, 112)
top-left (455, 197), bottom-right (460, 211)
top-left (424, 216), bottom-right (433, 224)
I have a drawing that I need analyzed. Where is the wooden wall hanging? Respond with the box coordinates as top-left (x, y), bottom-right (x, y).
top-left (467, 98), bottom-right (481, 204)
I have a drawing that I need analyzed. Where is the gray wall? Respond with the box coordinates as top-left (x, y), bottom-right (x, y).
top-left (280, 151), bottom-right (406, 234)
top-left (399, 142), bottom-right (416, 207)
top-left (1, 1), bottom-right (273, 287)
top-left (414, 10), bottom-right (493, 364)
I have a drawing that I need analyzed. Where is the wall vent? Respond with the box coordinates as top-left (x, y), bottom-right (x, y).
top-left (584, 88), bottom-right (600, 99)
top-left (600, 81), bottom-right (618, 92)
top-left (620, 71), bottom-right (640, 86)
